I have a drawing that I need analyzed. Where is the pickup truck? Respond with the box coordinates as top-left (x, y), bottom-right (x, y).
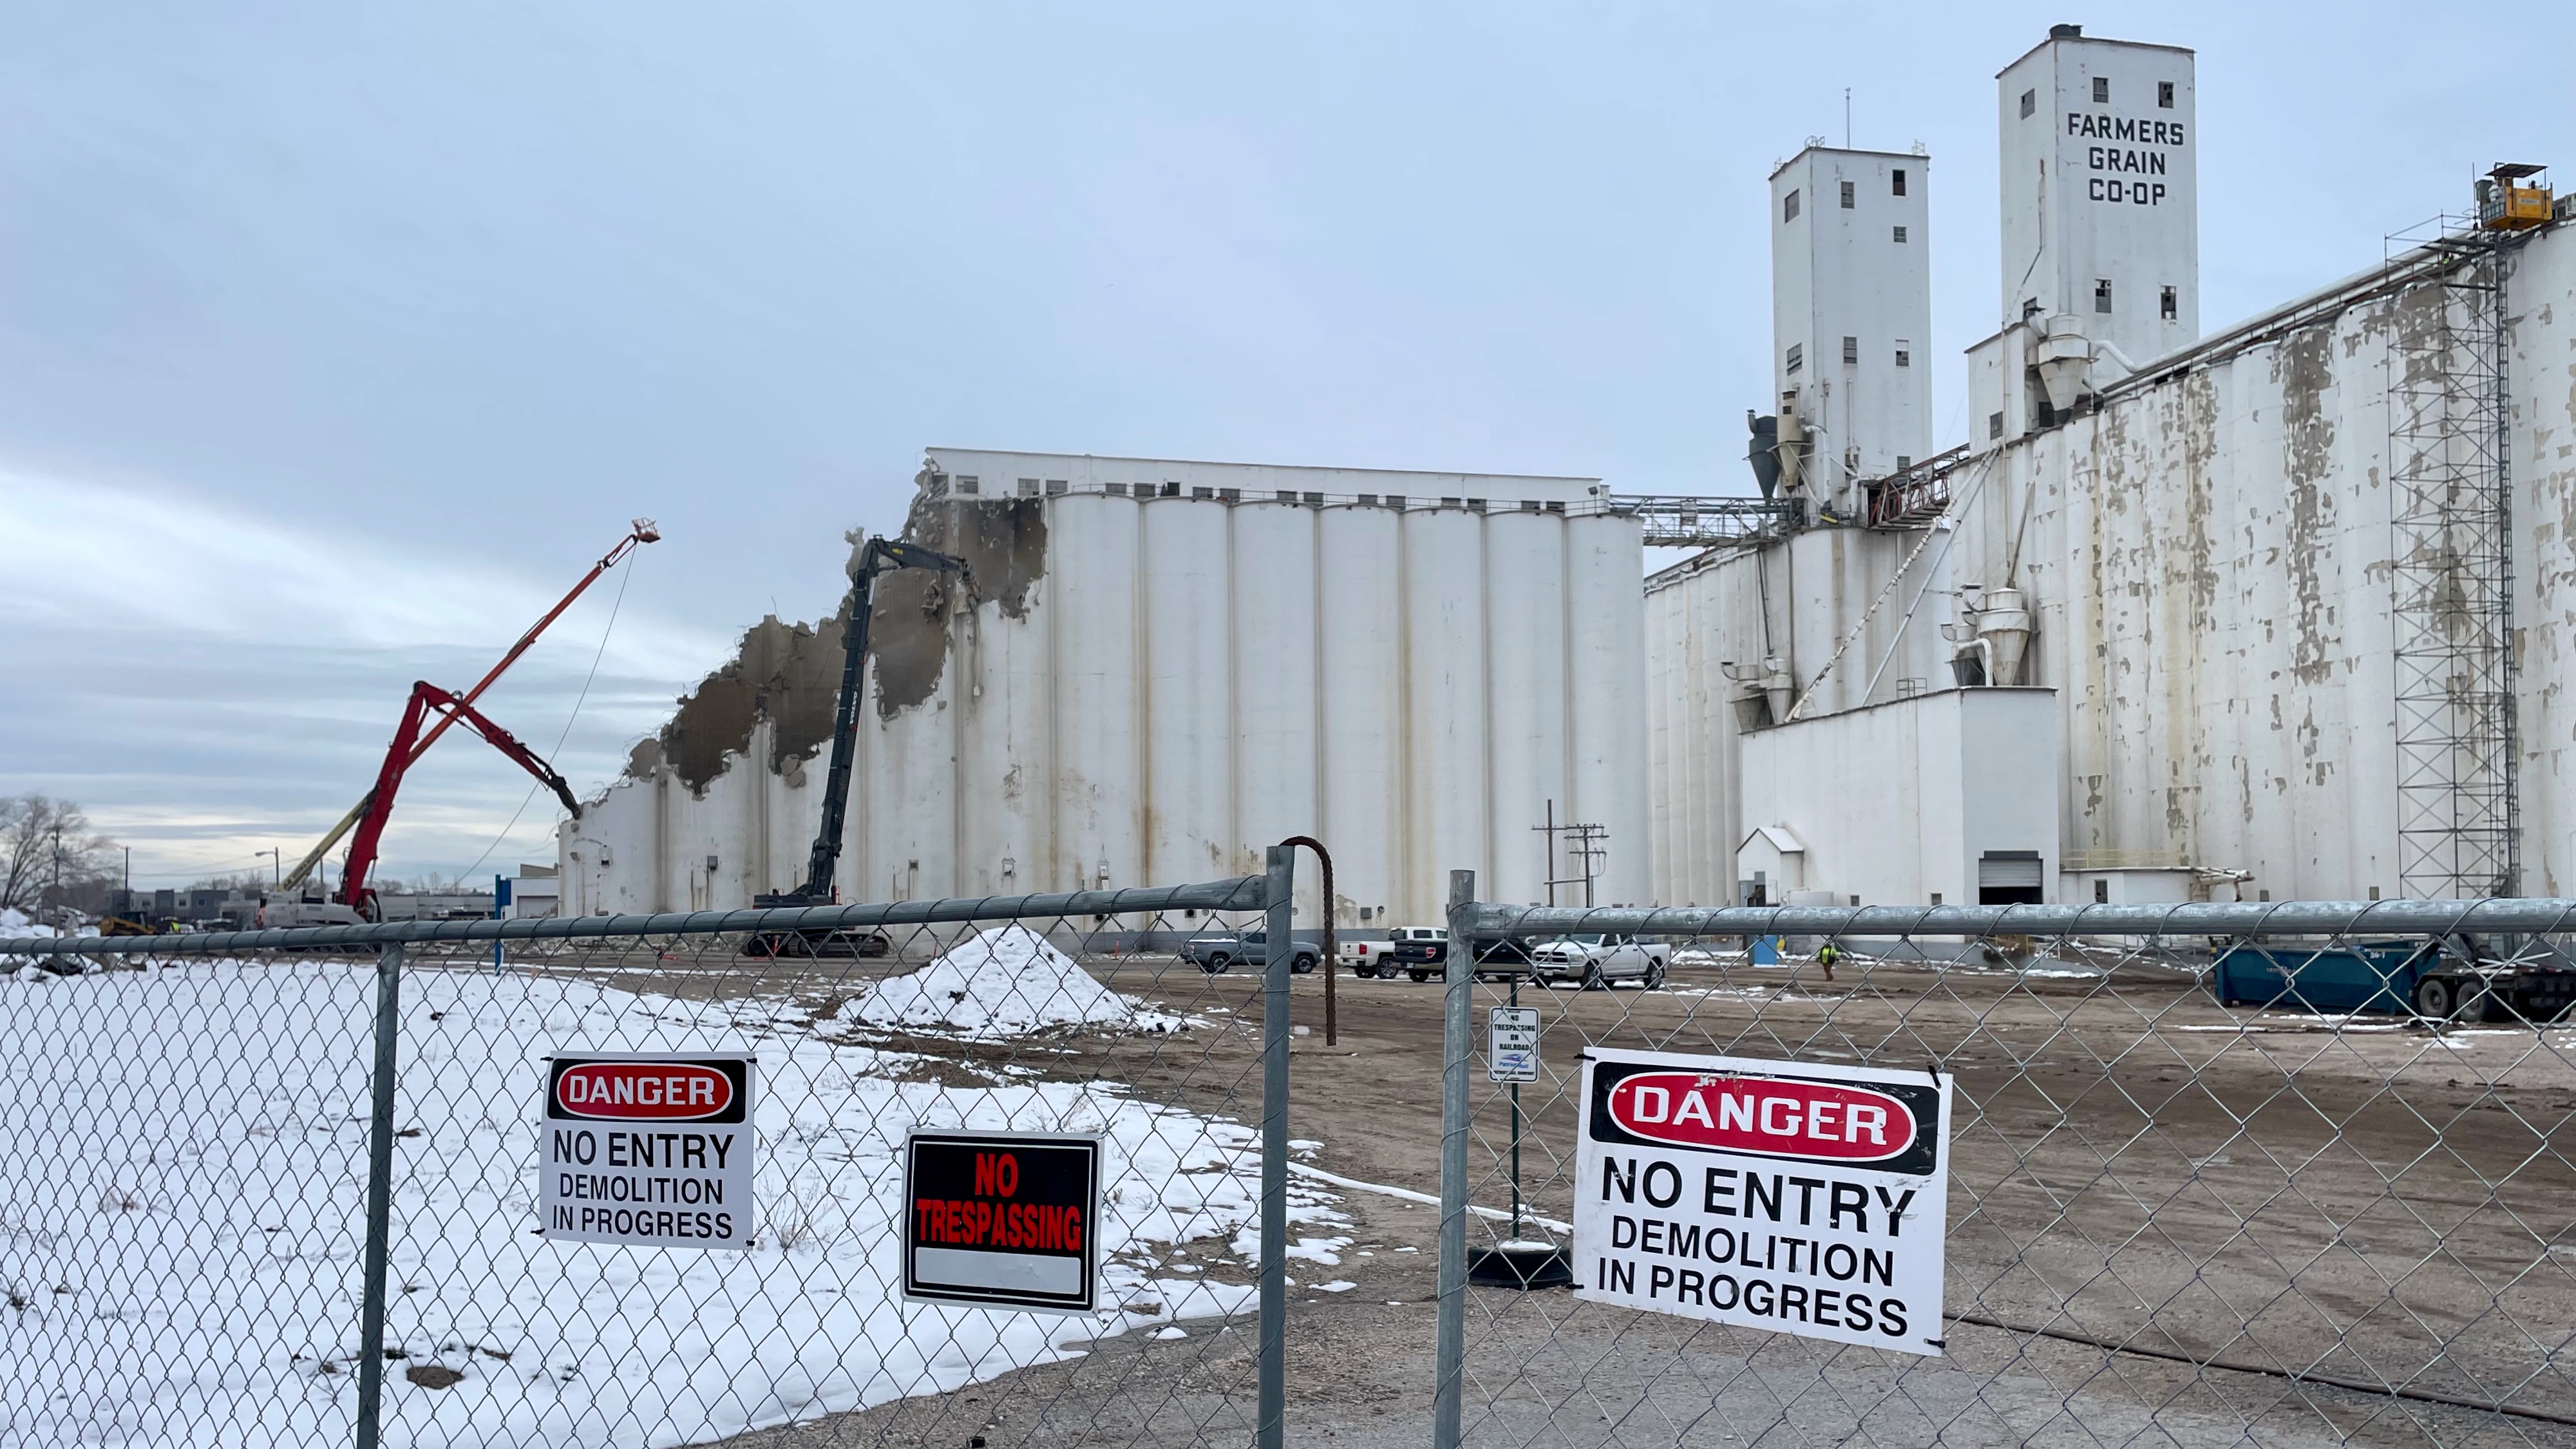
top-left (1339, 934), bottom-right (1396, 978)
top-left (1383, 927), bottom-right (1449, 981)
top-left (1180, 929), bottom-right (1319, 976)
top-left (1526, 933), bottom-right (1670, 990)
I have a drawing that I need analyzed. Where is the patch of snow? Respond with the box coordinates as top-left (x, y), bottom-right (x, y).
top-left (1312, 1280), bottom-right (1356, 1293)
top-left (1270, 1234), bottom-right (1352, 1265)
top-left (836, 925), bottom-right (1183, 1037)
top-left (1154, 1327), bottom-right (1188, 1340)
top-left (1, 958), bottom-right (1329, 1447)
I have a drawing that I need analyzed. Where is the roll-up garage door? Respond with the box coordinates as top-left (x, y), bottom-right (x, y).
top-left (1978, 850), bottom-right (2045, 905)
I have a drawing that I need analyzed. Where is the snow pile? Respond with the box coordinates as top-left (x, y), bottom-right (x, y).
top-left (0, 961), bottom-right (1336, 1448)
top-left (0, 906), bottom-right (53, 939)
top-left (839, 924), bottom-right (1181, 1037)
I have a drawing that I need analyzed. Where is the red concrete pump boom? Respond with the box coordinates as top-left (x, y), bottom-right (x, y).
top-left (337, 682), bottom-right (582, 917)
top-left (281, 518), bottom-right (659, 890)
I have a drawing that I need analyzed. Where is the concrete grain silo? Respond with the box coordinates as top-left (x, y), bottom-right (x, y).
top-left (566, 450), bottom-right (1654, 926)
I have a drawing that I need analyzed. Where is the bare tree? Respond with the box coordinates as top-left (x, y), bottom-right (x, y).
top-left (0, 795), bottom-right (118, 914)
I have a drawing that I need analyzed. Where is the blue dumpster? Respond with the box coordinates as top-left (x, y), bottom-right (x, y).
top-left (2212, 941), bottom-right (2436, 1014)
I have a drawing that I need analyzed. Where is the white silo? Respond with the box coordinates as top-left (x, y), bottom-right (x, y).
top-left (1402, 506), bottom-right (1490, 907)
top-left (1482, 507), bottom-right (1569, 904)
top-left (1566, 511), bottom-right (1651, 905)
top-left (1048, 491), bottom-right (1142, 895)
top-left (1318, 503), bottom-right (1405, 923)
top-left (957, 589), bottom-right (1051, 900)
top-left (1231, 500), bottom-right (1323, 913)
top-left (1141, 497), bottom-right (1235, 884)
top-left (861, 590), bottom-right (958, 905)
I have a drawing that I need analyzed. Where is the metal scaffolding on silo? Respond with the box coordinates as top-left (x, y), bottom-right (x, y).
top-left (2385, 224), bottom-right (2518, 898)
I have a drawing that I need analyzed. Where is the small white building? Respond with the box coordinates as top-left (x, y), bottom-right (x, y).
top-left (1737, 688), bottom-right (2061, 907)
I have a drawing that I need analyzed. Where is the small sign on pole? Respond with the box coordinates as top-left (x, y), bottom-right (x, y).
top-left (541, 1053), bottom-right (755, 1249)
top-left (904, 1130), bottom-right (1102, 1314)
top-left (1573, 1046), bottom-right (1949, 1355)
top-left (1487, 1005), bottom-right (1540, 1083)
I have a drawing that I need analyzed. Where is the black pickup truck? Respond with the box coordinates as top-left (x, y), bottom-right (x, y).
top-left (1385, 929), bottom-right (1537, 983)
top-left (1385, 927), bottom-right (1448, 981)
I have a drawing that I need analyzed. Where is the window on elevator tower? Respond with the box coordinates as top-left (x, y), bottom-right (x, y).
top-left (2158, 80), bottom-right (2175, 108)
top-left (2091, 76), bottom-right (2109, 103)
top-left (1842, 336), bottom-right (1859, 365)
top-left (2161, 285), bottom-right (2179, 321)
top-left (1783, 189), bottom-right (1799, 222)
top-left (1839, 180), bottom-right (1855, 208)
top-left (1891, 169), bottom-right (1906, 196)
top-left (2095, 278), bottom-right (2114, 314)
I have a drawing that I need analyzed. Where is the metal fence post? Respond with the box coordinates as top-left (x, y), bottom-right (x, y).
top-left (1432, 869), bottom-right (1475, 1449)
top-left (1257, 844), bottom-right (1295, 1449)
top-left (355, 942), bottom-right (404, 1449)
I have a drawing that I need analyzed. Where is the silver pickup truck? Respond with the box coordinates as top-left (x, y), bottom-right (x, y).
top-left (1179, 929), bottom-right (1319, 975)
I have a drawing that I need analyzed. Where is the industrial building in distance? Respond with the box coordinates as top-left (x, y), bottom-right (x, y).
top-left (566, 23), bottom-right (2576, 921)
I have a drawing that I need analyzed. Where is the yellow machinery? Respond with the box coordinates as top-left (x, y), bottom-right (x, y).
top-left (2478, 162), bottom-right (2552, 231)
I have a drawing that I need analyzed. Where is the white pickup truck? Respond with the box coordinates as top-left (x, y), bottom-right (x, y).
top-left (1338, 927), bottom-right (1449, 980)
top-left (1526, 933), bottom-right (1669, 990)
top-left (1338, 934), bottom-right (1396, 978)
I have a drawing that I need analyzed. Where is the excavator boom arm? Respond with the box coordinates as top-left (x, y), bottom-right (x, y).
top-left (336, 682), bottom-right (583, 909)
top-left (797, 536), bottom-right (965, 901)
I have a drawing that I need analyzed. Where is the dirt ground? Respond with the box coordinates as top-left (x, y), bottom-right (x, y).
top-left (487, 942), bottom-right (2576, 1448)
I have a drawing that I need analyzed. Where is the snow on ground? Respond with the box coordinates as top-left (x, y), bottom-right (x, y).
top-left (1, 956), bottom-right (1333, 1448)
top-left (835, 925), bottom-right (1183, 1037)
top-left (0, 907), bottom-right (55, 940)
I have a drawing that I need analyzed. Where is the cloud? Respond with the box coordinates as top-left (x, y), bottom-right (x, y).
top-left (0, 469), bottom-right (732, 886)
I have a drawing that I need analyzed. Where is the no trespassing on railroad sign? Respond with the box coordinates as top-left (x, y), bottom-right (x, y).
top-left (541, 1053), bottom-right (755, 1250)
top-left (1573, 1046), bottom-right (1951, 1355)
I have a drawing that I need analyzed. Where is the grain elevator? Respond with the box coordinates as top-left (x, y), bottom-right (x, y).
top-left (568, 451), bottom-right (1653, 925)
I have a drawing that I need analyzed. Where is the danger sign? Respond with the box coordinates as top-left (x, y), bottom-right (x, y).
top-left (540, 1053), bottom-right (755, 1249)
top-left (1573, 1047), bottom-right (1949, 1355)
top-left (903, 1130), bottom-right (1101, 1314)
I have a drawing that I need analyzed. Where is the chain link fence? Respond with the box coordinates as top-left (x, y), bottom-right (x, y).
top-left (18, 870), bottom-right (2576, 1447)
top-left (1432, 887), bottom-right (2576, 1449)
top-left (3, 856), bottom-right (1323, 1449)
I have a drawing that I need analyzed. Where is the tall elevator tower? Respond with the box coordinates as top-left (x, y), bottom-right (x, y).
top-left (1768, 146), bottom-right (1934, 506)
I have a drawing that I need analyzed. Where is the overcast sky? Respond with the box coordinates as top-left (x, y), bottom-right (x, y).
top-left (3, 2), bottom-right (2569, 891)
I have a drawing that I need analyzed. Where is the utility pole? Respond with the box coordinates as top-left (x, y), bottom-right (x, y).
top-left (1536, 801), bottom-right (1609, 908)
